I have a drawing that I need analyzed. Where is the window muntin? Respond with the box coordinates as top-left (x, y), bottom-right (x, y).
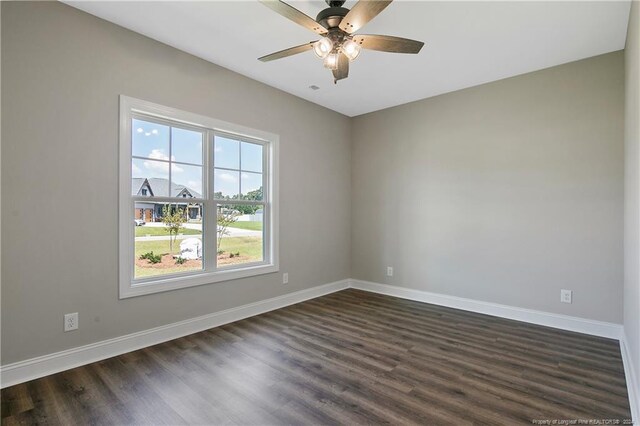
top-left (120, 96), bottom-right (278, 298)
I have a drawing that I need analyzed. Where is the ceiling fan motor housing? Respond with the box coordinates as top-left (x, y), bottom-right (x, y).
top-left (325, 0), bottom-right (346, 7)
top-left (316, 7), bottom-right (349, 30)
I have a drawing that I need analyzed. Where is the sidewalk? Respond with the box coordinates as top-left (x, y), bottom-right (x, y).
top-left (135, 226), bottom-right (260, 241)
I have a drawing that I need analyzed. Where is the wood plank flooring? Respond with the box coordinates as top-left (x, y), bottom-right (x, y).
top-left (1, 289), bottom-right (631, 425)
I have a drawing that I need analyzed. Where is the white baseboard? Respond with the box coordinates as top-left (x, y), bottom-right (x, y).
top-left (349, 279), bottom-right (623, 340)
top-left (0, 279), bottom-right (349, 389)
top-left (621, 334), bottom-right (640, 424)
top-left (1, 276), bottom-right (633, 423)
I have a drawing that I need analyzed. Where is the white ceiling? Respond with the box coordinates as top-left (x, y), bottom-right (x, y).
top-left (66, 1), bottom-right (631, 117)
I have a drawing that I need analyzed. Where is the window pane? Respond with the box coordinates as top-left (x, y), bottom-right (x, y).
top-left (214, 136), bottom-right (239, 169)
top-left (240, 172), bottom-right (263, 200)
top-left (132, 119), bottom-right (170, 159)
top-left (172, 164), bottom-right (203, 198)
top-left (241, 142), bottom-right (263, 173)
top-left (172, 127), bottom-right (202, 165)
top-left (214, 169), bottom-right (239, 199)
top-left (217, 205), bottom-right (263, 268)
top-left (132, 158), bottom-right (169, 196)
top-left (134, 202), bottom-right (203, 279)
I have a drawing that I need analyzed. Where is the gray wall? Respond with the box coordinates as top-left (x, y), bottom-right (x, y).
top-left (624, 0), bottom-right (640, 402)
top-left (1, 2), bottom-right (351, 364)
top-left (351, 52), bottom-right (624, 323)
top-left (0, 1), bottom-right (628, 367)
top-left (0, 0), bottom-right (3, 368)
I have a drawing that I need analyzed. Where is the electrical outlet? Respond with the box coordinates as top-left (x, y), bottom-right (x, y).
top-left (387, 266), bottom-right (393, 277)
top-left (283, 273), bottom-right (289, 285)
top-left (560, 289), bottom-right (572, 304)
top-left (64, 312), bottom-right (78, 332)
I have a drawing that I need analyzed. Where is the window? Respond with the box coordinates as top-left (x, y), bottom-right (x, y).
top-left (119, 96), bottom-right (278, 298)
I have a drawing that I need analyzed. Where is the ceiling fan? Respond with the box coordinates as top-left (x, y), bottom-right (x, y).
top-left (258, 0), bottom-right (424, 83)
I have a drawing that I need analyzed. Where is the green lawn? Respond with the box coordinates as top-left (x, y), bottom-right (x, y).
top-left (228, 221), bottom-right (262, 231)
top-left (134, 236), bottom-right (262, 278)
top-left (135, 227), bottom-right (201, 237)
top-left (218, 236), bottom-right (263, 259)
top-left (135, 222), bottom-right (260, 235)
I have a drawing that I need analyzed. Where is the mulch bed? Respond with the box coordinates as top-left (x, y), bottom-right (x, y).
top-left (136, 254), bottom-right (201, 269)
top-left (137, 253), bottom-right (253, 269)
top-left (217, 252), bottom-right (252, 266)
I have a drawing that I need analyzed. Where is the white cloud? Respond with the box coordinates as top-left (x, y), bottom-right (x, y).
top-left (132, 163), bottom-right (141, 175)
top-left (143, 149), bottom-right (183, 173)
top-left (218, 172), bottom-right (237, 183)
top-left (214, 146), bottom-right (223, 153)
top-left (148, 149), bottom-right (170, 161)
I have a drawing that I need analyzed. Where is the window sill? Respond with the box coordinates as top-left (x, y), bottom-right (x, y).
top-left (120, 263), bottom-right (279, 299)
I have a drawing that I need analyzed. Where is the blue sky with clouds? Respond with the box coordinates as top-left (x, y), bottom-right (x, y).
top-left (214, 136), bottom-right (263, 199)
top-left (131, 119), bottom-right (263, 198)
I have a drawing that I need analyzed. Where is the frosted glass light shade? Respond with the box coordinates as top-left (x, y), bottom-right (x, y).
top-left (313, 38), bottom-right (333, 59)
top-left (323, 53), bottom-right (338, 70)
top-left (342, 39), bottom-right (361, 61)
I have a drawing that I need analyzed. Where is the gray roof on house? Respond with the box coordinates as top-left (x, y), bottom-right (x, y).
top-left (132, 178), bottom-right (201, 198)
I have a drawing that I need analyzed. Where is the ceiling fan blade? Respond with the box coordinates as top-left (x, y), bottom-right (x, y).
top-left (332, 53), bottom-right (349, 82)
top-left (258, 42), bottom-right (315, 62)
top-left (339, 0), bottom-right (393, 34)
top-left (352, 34), bottom-right (424, 54)
top-left (259, 0), bottom-right (327, 35)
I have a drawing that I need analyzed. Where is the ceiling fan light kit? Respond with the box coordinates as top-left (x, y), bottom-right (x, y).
top-left (342, 39), bottom-right (361, 61)
top-left (258, 0), bottom-right (425, 83)
top-left (324, 53), bottom-right (339, 70)
top-left (313, 37), bottom-right (334, 59)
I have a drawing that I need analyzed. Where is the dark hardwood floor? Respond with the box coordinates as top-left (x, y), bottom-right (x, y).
top-left (1, 289), bottom-right (631, 425)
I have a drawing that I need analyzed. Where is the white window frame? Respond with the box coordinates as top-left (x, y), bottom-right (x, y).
top-left (119, 96), bottom-right (279, 298)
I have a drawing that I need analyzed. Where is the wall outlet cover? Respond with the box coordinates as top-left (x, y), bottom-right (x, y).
top-left (560, 289), bottom-right (572, 304)
top-left (64, 313), bottom-right (78, 332)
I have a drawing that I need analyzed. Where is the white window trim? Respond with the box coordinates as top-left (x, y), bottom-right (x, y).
top-left (119, 95), bottom-right (279, 299)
